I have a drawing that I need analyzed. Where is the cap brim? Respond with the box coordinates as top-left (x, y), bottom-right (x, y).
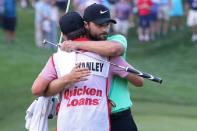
top-left (93, 18), bottom-right (117, 24)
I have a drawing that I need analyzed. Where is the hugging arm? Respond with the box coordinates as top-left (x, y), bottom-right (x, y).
top-left (31, 58), bottom-right (90, 97)
top-left (110, 57), bottom-right (144, 87)
top-left (31, 57), bottom-right (57, 96)
top-left (44, 65), bottom-right (90, 96)
top-left (61, 40), bottom-right (124, 57)
top-left (60, 35), bottom-right (127, 57)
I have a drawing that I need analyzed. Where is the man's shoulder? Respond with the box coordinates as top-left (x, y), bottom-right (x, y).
top-left (107, 34), bottom-right (127, 49)
top-left (107, 34), bottom-right (126, 40)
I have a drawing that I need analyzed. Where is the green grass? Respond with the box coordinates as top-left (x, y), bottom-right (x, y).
top-left (133, 101), bottom-right (197, 131)
top-left (0, 8), bottom-right (53, 131)
top-left (126, 25), bottom-right (197, 106)
top-left (0, 7), bottom-right (197, 131)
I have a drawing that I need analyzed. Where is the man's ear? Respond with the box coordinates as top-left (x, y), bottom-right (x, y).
top-left (62, 34), bottom-right (68, 41)
top-left (84, 21), bottom-right (89, 29)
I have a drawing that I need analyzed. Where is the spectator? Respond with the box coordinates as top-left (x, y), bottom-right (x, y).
top-left (170, 0), bottom-right (184, 31)
top-left (73, 0), bottom-right (101, 16)
top-left (100, 0), bottom-right (110, 7)
top-left (186, 0), bottom-right (197, 42)
top-left (108, 0), bottom-right (119, 17)
top-left (49, 0), bottom-right (59, 51)
top-left (31, 0), bottom-right (39, 8)
top-left (157, 0), bottom-right (172, 36)
top-left (20, 0), bottom-right (30, 8)
top-left (113, 0), bottom-right (134, 37)
top-left (106, 0), bottom-right (119, 32)
top-left (56, 0), bottom-right (67, 15)
top-left (2, 0), bottom-right (17, 43)
top-left (137, 0), bottom-right (153, 42)
top-left (72, 0), bottom-right (83, 14)
top-left (150, 0), bottom-right (160, 40)
top-left (34, 0), bottom-right (51, 47)
top-left (0, 0), bottom-right (4, 28)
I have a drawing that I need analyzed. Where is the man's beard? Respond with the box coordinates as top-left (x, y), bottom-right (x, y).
top-left (87, 30), bottom-right (108, 41)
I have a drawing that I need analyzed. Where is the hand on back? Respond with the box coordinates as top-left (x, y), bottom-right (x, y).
top-left (66, 64), bottom-right (91, 83)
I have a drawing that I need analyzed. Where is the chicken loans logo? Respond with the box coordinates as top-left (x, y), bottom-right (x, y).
top-left (64, 86), bottom-right (103, 107)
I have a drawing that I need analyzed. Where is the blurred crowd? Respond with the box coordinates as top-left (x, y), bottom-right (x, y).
top-left (0, 0), bottom-right (16, 43)
top-left (0, 0), bottom-right (197, 45)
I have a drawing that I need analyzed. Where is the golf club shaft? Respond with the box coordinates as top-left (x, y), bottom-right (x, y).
top-left (43, 40), bottom-right (163, 84)
top-left (76, 51), bottom-right (162, 84)
top-left (43, 39), bottom-right (60, 47)
top-left (58, 0), bottom-right (71, 44)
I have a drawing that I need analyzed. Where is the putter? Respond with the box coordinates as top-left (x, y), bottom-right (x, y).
top-left (43, 39), bottom-right (163, 84)
top-left (43, 39), bottom-right (60, 47)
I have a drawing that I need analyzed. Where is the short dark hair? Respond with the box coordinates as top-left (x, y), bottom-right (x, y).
top-left (66, 27), bottom-right (86, 40)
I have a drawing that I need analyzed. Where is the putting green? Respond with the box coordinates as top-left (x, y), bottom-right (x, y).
top-left (133, 102), bottom-right (197, 131)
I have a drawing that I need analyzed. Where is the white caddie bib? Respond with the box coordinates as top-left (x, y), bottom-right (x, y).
top-left (53, 51), bottom-right (111, 131)
top-left (53, 50), bottom-right (76, 77)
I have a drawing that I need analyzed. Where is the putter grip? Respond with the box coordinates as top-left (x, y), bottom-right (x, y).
top-left (126, 67), bottom-right (162, 84)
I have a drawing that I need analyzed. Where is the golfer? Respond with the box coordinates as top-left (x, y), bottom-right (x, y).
top-left (61, 3), bottom-right (140, 131)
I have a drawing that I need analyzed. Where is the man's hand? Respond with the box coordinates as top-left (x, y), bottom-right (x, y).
top-left (60, 40), bottom-right (78, 52)
top-left (60, 39), bottom-right (125, 57)
top-left (64, 64), bottom-right (91, 84)
top-left (44, 64), bottom-right (91, 96)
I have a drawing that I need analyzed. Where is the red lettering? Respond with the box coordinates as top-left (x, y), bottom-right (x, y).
top-left (93, 99), bottom-right (99, 105)
top-left (69, 90), bottom-right (73, 98)
top-left (83, 86), bottom-right (90, 95)
top-left (64, 90), bottom-right (69, 100)
top-left (67, 98), bottom-right (71, 107)
top-left (64, 86), bottom-right (102, 101)
top-left (77, 88), bottom-right (83, 96)
top-left (96, 90), bottom-right (102, 97)
top-left (90, 88), bottom-right (96, 95)
top-left (78, 98), bottom-right (85, 105)
top-left (67, 98), bottom-right (100, 107)
top-left (73, 87), bottom-right (78, 96)
top-left (71, 99), bottom-right (78, 106)
top-left (85, 98), bottom-right (92, 105)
